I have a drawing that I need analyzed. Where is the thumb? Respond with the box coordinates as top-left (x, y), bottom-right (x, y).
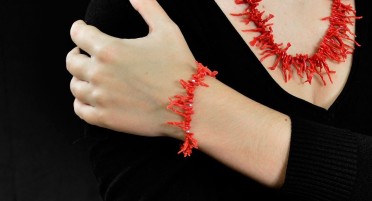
top-left (129, 0), bottom-right (175, 32)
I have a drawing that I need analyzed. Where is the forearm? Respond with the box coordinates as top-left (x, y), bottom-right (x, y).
top-left (170, 77), bottom-right (291, 188)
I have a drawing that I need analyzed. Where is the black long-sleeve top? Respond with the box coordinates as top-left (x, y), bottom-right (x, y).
top-left (79, 0), bottom-right (372, 200)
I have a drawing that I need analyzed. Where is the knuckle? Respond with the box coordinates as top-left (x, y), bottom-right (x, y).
top-left (95, 43), bottom-right (120, 63)
top-left (96, 45), bottom-right (117, 63)
top-left (70, 80), bottom-right (81, 98)
top-left (69, 79), bottom-right (76, 94)
top-left (71, 24), bottom-right (86, 42)
top-left (65, 53), bottom-right (75, 71)
top-left (74, 100), bottom-right (98, 126)
top-left (89, 70), bottom-right (103, 84)
top-left (91, 90), bottom-right (106, 106)
top-left (73, 99), bottom-right (85, 120)
top-left (70, 22), bottom-right (80, 39)
top-left (96, 47), bottom-right (112, 62)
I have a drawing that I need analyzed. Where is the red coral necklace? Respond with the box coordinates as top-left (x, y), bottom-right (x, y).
top-left (233, 0), bottom-right (362, 85)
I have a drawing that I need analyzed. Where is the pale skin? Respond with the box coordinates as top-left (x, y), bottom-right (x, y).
top-left (66, 0), bottom-right (355, 188)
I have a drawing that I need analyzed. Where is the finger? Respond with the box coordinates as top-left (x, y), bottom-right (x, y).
top-left (70, 77), bottom-right (92, 105)
top-left (70, 20), bottom-right (116, 55)
top-left (73, 98), bottom-right (98, 126)
top-left (129, 0), bottom-right (175, 32)
top-left (66, 47), bottom-right (91, 81)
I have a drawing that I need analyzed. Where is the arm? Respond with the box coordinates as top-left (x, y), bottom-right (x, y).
top-left (68, 1), bottom-right (290, 188)
top-left (66, 0), bottom-right (372, 200)
top-left (157, 67), bottom-right (372, 201)
top-left (174, 76), bottom-right (291, 188)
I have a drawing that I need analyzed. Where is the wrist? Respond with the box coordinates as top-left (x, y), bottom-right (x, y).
top-left (188, 76), bottom-right (291, 187)
top-left (165, 61), bottom-right (218, 156)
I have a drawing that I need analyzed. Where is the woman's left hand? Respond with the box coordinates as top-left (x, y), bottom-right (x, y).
top-left (66, 0), bottom-right (196, 137)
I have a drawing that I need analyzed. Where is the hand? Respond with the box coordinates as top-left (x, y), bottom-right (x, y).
top-left (66, 0), bottom-right (196, 137)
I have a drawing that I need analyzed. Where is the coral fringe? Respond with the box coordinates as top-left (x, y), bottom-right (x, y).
top-left (233, 0), bottom-right (362, 85)
top-left (167, 62), bottom-right (218, 157)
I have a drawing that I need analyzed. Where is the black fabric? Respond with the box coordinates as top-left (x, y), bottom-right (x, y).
top-left (0, 1), bottom-right (102, 201)
top-left (81, 0), bottom-right (372, 200)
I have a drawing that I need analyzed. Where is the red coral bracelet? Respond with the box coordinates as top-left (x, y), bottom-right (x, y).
top-left (166, 61), bottom-right (218, 157)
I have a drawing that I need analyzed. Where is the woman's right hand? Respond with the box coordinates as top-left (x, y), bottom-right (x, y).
top-left (66, 0), bottom-right (197, 138)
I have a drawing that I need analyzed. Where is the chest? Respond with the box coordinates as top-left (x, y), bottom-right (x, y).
top-left (214, 0), bottom-right (357, 110)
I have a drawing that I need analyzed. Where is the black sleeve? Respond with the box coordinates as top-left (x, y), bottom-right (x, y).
top-left (280, 117), bottom-right (372, 201)
top-left (83, 125), bottom-right (224, 201)
top-left (79, 1), bottom-right (372, 201)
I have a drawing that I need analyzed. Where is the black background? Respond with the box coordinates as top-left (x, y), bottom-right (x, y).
top-left (0, 1), bottom-right (102, 200)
